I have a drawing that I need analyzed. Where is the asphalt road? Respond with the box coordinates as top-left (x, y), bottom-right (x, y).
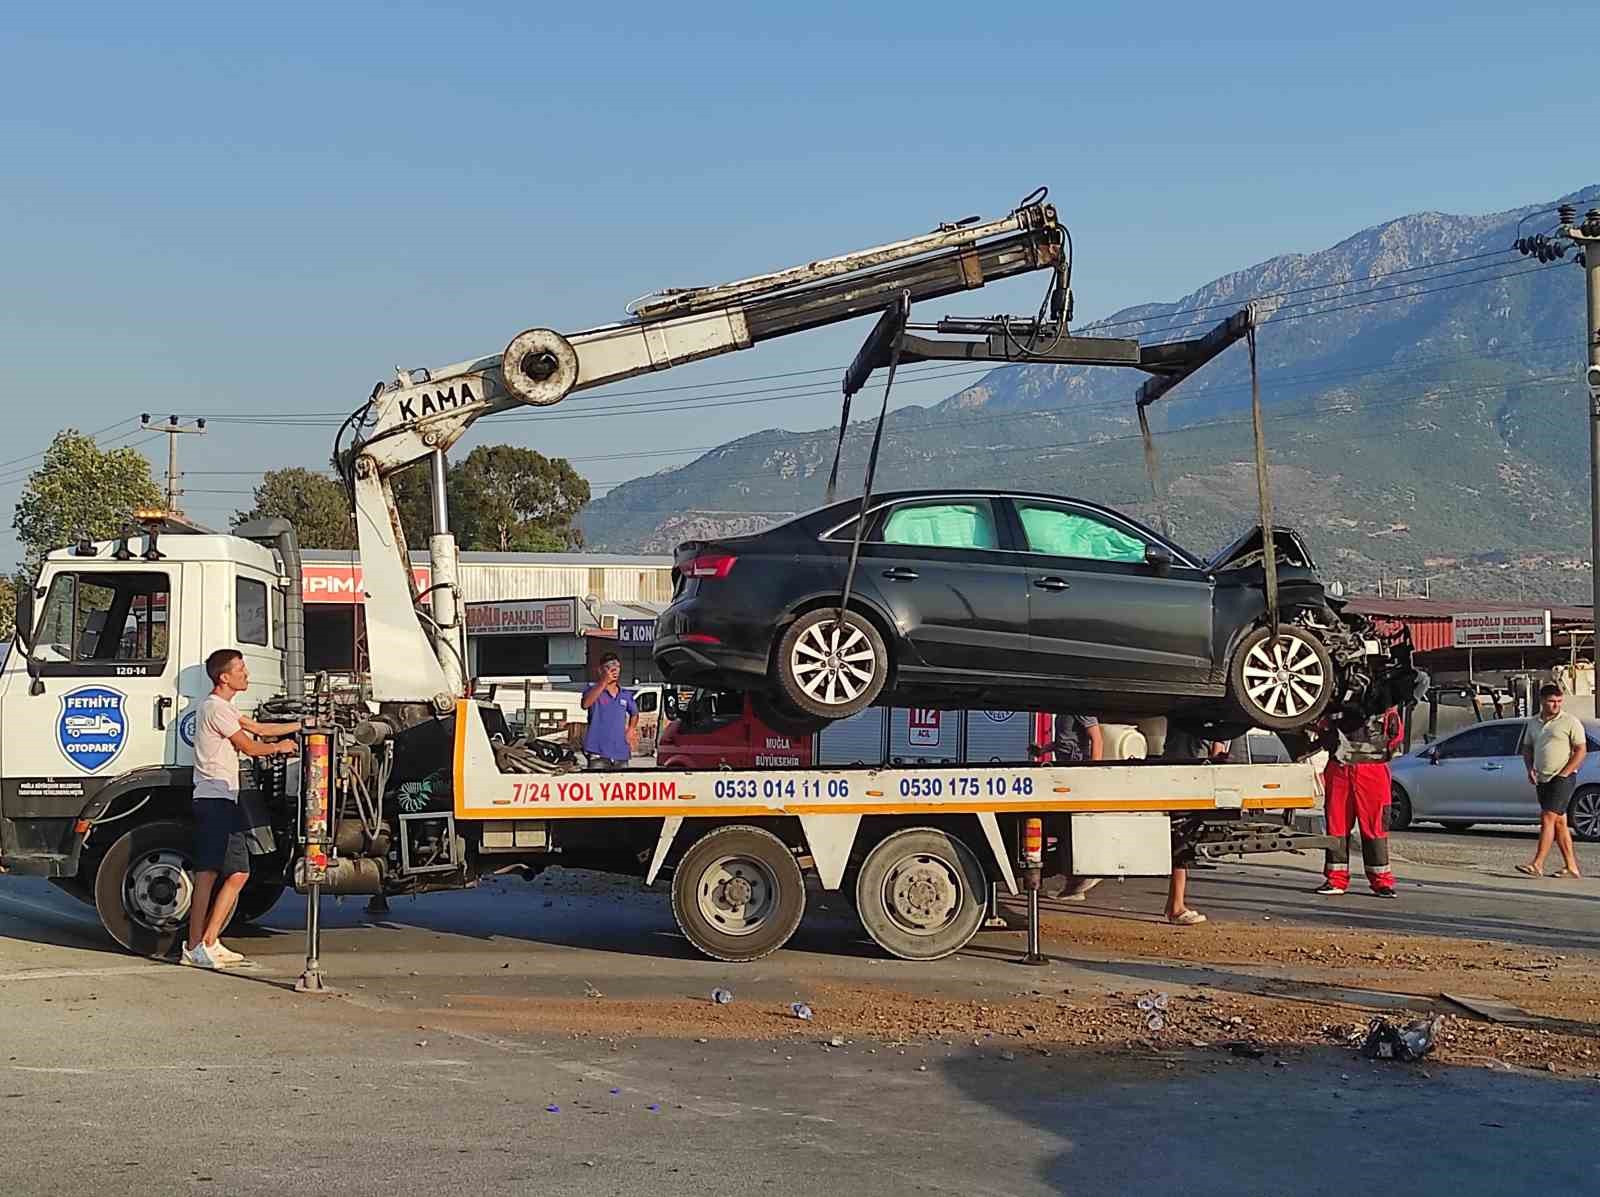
top-left (0, 832), bottom-right (1595, 1196)
top-left (1391, 823), bottom-right (1599, 874)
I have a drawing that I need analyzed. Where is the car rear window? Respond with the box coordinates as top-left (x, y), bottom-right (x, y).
top-left (1016, 503), bottom-right (1146, 563)
top-left (880, 501), bottom-right (999, 549)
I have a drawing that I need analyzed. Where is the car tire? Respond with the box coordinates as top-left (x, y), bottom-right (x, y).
top-left (751, 692), bottom-right (831, 737)
top-left (1439, 821), bottom-right (1474, 833)
top-left (230, 879), bottom-right (286, 928)
top-left (1567, 786), bottom-right (1600, 843)
top-left (774, 608), bottom-right (888, 721)
top-left (1227, 624), bottom-right (1335, 732)
top-left (1387, 784), bottom-right (1412, 832)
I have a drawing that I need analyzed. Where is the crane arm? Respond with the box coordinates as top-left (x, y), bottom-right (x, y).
top-left (349, 196), bottom-right (1067, 703)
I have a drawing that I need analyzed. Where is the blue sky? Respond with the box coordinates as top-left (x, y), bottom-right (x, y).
top-left (0, 1), bottom-right (1589, 562)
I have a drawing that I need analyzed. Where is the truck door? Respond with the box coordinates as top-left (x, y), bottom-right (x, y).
top-left (1, 565), bottom-right (182, 859)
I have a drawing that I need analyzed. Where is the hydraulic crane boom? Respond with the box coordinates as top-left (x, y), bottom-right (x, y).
top-left (346, 196), bottom-right (1068, 704)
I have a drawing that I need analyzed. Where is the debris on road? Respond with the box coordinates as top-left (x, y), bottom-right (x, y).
top-left (1361, 1015), bottom-right (1442, 1062)
top-left (711, 988), bottom-right (734, 1005)
top-left (790, 1002), bottom-right (814, 1021)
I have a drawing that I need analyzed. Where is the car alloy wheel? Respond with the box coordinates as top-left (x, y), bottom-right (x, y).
top-left (1229, 624), bottom-right (1335, 732)
top-left (775, 608), bottom-right (887, 720)
top-left (1569, 786), bottom-right (1600, 843)
top-left (1387, 784), bottom-right (1412, 832)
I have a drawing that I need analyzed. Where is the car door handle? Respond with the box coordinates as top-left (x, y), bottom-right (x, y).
top-left (155, 695), bottom-right (173, 731)
top-left (881, 568), bottom-right (920, 581)
top-left (1482, 762), bottom-right (1503, 771)
top-left (1033, 577), bottom-right (1071, 592)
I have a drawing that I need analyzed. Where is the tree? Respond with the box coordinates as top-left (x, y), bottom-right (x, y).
top-left (235, 468), bottom-right (356, 549)
top-left (0, 575), bottom-right (13, 642)
top-left (14, 431), bottom-right (164, 572)
top-left (447, 445), bottom-right (590, 552)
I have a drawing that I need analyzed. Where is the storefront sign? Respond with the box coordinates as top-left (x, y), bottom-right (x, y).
top-left (1451, 610), bottom-right (1551, 649)
top-left (303, 563), bottom-right (432, 604)
top-left (465, 598), bottom-right (578, 636)
top-left (617, 619), bottom-right (656, 646)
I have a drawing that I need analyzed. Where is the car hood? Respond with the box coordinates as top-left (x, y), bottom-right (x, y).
top-left (1205, 526), bottom-right (1317, 572)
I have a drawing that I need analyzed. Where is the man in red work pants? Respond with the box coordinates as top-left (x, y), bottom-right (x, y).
top-left (1316, 708), bottom-right (1402, 898)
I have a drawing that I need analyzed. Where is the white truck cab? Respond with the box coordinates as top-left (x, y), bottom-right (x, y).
top-left (0, 520), bottom-right (296, 940)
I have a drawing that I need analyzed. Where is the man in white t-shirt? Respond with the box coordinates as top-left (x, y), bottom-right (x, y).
top-left (182, 648), bottom-right (300, 969)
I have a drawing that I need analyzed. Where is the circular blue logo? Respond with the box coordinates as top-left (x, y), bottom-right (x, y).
top-left (982, 710), bottom-right (1015, 723)
top-left (57, 686), bottom-right (129, 774)
top-left (178, 709), bottom-right (199, 748)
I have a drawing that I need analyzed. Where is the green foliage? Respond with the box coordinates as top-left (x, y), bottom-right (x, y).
top-left (450, 445), bottom-right (589, 552)
top-left (13, 431), bottom-right (164, 572)
top-left (239, 448), bottom-right (588, 555)
top-left (236, 467), bottom-right (356, 549)
top-left (0, 574), bottom-right (13, 641)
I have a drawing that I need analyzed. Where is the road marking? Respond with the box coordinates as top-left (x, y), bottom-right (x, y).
top-left (0, 964), bottom-right (163, 982)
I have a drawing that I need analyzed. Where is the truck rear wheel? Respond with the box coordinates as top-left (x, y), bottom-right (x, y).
top-left (670, 825), bottom-right (806, 962)
top-left (854, 828), bottom-right (987, 961)
top-left (93, 819), bottom-right (195, 958)
top-left (231, 879), bottom-right (286, 927)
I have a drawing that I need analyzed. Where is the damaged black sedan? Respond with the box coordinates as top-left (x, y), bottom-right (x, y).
top-left (654, 490), bottom-right (1411, 733)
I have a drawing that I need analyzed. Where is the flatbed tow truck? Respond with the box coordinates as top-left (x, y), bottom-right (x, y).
top-left (0, 190), bottom-right (1337, 981)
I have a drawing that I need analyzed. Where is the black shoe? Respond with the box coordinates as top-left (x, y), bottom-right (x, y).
top-left (1371, 887), bottom-right (1398, 899)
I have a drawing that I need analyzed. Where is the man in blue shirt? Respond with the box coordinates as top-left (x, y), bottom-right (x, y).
top-left (581, 652), bottom-right (639, 770)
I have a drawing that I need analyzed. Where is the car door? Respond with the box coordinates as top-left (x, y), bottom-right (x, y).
top-left (853, 497), bottom-right (1032, 679)
top-left (1001, 498), bottom-right (1215, 686)
top-left (1423, 723), bottom-right (1526, 819)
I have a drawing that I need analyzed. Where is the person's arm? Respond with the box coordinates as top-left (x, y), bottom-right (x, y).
top-left (580, 681), bottom-right (607, 710)
top-left (1562, 725), bottom-right (1587, 778)
top-left (239, 715), bottom-right (300, 737)
top-left (1086, 722), bottom-right (1104, 762)
top-left (227, 729), bottom-right (297, 758)
top-left (1524, 722), bottom-right (1538, 784)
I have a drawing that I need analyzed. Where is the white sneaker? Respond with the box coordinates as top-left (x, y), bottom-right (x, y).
top-left (209, 942), bottom-right (246, 965)
top-left (181, 943), bottom-right (224, 969)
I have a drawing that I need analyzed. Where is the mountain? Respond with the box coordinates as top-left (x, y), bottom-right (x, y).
top-left (579, 188), bottom-right (1600, 603)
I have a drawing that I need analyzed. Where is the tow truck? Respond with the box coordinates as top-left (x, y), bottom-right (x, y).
top-left (0, 190), bottom-right (1332, 978)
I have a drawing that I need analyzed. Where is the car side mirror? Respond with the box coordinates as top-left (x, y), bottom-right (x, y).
top-left (1144, 543), bottom-right (1173, 575)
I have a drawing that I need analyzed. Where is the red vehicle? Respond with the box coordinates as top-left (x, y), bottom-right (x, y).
top-left (657, 689), bottom-right (815, 769)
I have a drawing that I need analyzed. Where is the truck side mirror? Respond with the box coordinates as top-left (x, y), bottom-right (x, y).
top-left (1144, 543), bottom-right (1173, 576)
top-left (13, 586), bottom-right (34, 653)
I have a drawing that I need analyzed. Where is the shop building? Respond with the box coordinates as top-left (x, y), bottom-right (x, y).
top-left (300, 550), bottom-right (672, 682)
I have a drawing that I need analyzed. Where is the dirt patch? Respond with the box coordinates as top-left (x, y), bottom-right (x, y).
top-left (416, 913), bottom-right (1600, 1078)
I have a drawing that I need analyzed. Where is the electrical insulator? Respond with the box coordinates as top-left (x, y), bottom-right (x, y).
top-left (1558, 203), bottom-right (1576, 227)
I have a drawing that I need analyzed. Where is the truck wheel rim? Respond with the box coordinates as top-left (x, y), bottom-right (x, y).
top-left (1242, 632), bottom-right (1325, 720)
top-left (881, 854), bottom-right (962, 934)
top-left (1572, 791), bottom-right (1600, 839)
top-left (125, 848), bottom-right (193, 930)
top-left (791, 621), bottom-right (876, 707)
top-left (697, 855), bottom-right (778, 936)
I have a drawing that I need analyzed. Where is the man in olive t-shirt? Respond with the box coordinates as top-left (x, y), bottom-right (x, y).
top-left (1519, 684), bottom-right (1586, 878)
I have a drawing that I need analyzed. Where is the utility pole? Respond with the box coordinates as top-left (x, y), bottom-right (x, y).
top-left (140, 413), bottom-right (206, 516)
top-left (1518, 204), bottom-right (1600, 633)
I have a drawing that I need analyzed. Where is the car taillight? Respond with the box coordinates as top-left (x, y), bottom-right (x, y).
top-left (684, 554), bottom-right (737, 579)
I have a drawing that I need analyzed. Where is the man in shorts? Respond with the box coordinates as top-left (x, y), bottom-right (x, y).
top-left (183, 648), bottom-right (300, 969)
top-left (1519, 684), bottom-right (1586, 879)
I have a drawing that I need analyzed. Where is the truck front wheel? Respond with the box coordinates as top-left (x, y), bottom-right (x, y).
top-left (93, 819), bottom-right (195, 958)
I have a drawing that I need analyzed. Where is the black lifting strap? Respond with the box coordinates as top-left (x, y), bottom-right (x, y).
top-left (1245, 306), bottom-right (1280, 639)
top-left (836, 292), bottom-right (911, 629)
top-left (1137, 402), bottom-right (1171, 539)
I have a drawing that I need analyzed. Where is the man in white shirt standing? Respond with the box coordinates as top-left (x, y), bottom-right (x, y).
top-left (182, 648), bottom-right (300, 969)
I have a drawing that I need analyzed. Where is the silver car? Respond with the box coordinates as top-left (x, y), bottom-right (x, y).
top-left (1388, 717), bottom-right (1600, 840)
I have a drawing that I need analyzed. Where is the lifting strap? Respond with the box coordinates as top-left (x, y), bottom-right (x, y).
top-left (1245, 306), bottom-right (1280, 638)
top-left (1136, 402), bottom-right (1170, 538)
top-left (836, 292), bottom-right (911, 628)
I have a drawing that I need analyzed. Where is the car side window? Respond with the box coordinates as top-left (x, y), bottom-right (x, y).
top-left (30, 570), bottom-right (171, 670)
top-left (877, 500), bottom-right (999, 550)
top-left (236, 577), bottom-right (269, 646)
top-left (1436, 725), bottom-right (1517, 759)
top-left (636, 691), bottom-right (658, 714)
top-left (1014, 502), bottom-right (1148, 563)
